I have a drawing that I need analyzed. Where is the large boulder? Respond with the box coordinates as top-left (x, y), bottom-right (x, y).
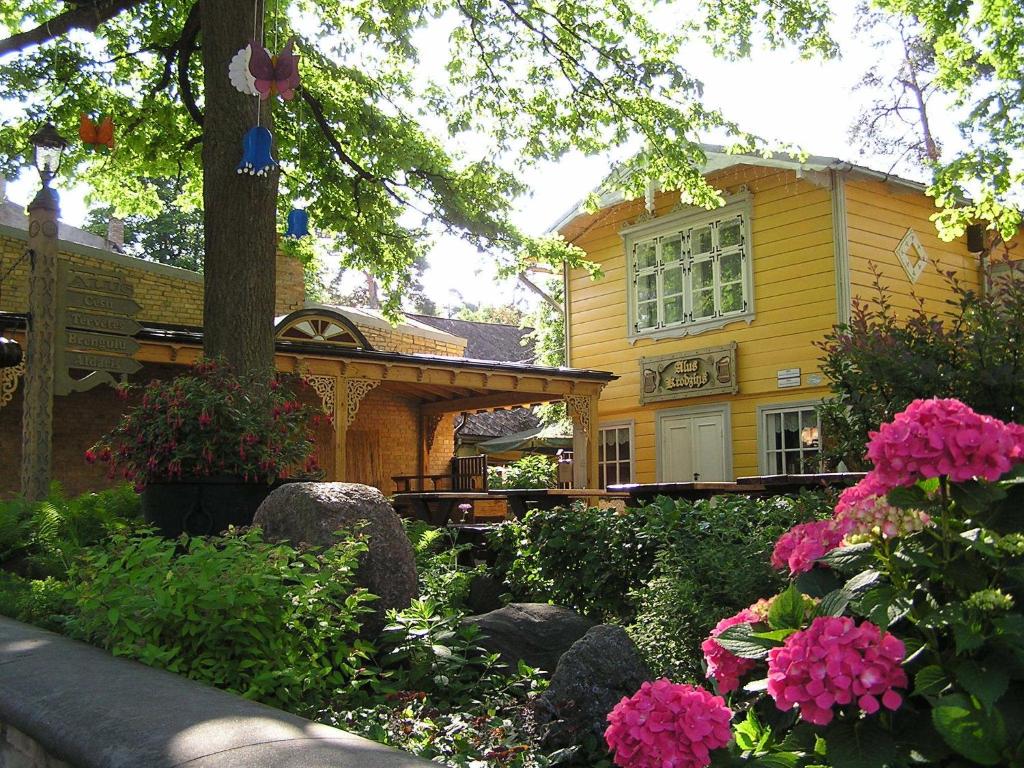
top-left (463, 603), bottom-right (594, 675)
top-left (536, 624), bottom-right (651, 749)
top-left (254, 482), bottom-right (417, 620)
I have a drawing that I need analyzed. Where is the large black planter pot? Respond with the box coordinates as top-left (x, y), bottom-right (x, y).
top-left (141, 478), bottom-right (281, 538)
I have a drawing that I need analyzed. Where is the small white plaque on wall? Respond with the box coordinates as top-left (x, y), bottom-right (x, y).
top-left (777, 368), bottom-right (801, 389)
top-left (896, 228), bottom-right (928, 283)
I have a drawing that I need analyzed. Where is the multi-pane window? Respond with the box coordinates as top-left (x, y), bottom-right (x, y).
top-left (763, 407), bottom-right (821, 474)
top-left (598, 424), bottom-right (633, 487)
top-left (629, 207), bottom-right (751, 335)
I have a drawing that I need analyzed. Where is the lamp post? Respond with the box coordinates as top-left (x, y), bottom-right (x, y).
top-left (20, 122), bottom-right (67, 502)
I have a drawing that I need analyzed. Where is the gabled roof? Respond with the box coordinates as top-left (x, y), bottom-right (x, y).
top-left (460, 407), bottom-right (541, 440)
top-left (547, 144), bottom-right (929, 235)
top-left (408, 314), bottom-right (534, 364)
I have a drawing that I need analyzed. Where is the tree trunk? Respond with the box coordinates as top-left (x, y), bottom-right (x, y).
top-left (199, 0), bottom-right (277, 374)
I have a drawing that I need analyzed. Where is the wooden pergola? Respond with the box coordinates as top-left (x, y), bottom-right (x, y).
top-left (15, 308), bottom-right (616, 490)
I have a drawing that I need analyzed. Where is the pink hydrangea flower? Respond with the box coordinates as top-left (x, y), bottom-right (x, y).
top-left (835, 472), bottom-right (931, 538)
top-left (702, 608), bottom-right (760, 693)
top-left (767, 616), bottom-right (906, 726)
top-left (605, 679), bottom-right (732, 768)
top-left (867, 398), bottom-right (1022, 487)
top-left (771, 518), bottom-right (851, 575)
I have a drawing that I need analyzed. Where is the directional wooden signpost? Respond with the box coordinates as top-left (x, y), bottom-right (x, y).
top-left (55, 262), bottom-right (142, 395)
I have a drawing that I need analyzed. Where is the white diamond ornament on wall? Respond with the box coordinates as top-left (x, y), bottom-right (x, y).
top-left (896, 228), bottom-right (928, 283)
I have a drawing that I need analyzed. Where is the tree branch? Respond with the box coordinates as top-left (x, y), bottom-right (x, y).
top-left (518, 272), bottom-right (562, 313)
top-left (177, 2), bottom-right (203, 127)
top-left (0, 0), bottom-right (145, 57)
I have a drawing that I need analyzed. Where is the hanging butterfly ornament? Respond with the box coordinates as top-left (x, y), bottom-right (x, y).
top-left (79, 114), bottom-right (115, 151)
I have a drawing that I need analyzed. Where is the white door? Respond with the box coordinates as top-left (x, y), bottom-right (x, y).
top-left (658, 410), bottom-right (727, 482)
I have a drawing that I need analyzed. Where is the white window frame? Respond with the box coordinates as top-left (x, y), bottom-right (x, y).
top-left (622, 193), bottom-right (755, 343)
top-left (757, 400), bottom-right (823, 475)
top-left (597, 420), bottom-right (635, 488)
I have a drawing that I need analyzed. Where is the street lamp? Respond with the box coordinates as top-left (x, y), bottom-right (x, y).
top-left (28, 123), bottom-right (68, 212)
top-left (29, 123), bottom-right (68, 187)
top-left (21, 121), bottom-right (67, 501)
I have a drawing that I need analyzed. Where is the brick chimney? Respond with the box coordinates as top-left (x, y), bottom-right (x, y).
top-left (106, 217), bottom-right (125, 252)
top-left (275, 247), bottom-right (306, 316)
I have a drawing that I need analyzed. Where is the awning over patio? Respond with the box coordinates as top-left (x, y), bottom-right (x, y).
top-left (477, 423), bottom-right (573, 454)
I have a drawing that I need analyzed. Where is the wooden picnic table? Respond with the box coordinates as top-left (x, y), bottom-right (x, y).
top-left (735, 472), bottom-right (866, 493)
top-left (391, 492), bottom-right (500, 526)
top-left (500, 488), bottom-right (631, 519)
top-left (608, 481), bottom-right (765, 507)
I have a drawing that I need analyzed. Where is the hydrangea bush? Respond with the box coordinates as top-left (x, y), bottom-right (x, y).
top-left (607, 398), bottom-right (1024, 768)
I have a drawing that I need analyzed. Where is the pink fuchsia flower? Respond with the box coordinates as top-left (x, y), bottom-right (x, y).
top-left (767, 616), bottom-right (906, 726)
top-left (771, 518), bottom-right (852, 576)
top-left (605, 680), bottom-right (732, 768)
top-left (835, 474), bottom-right (931, 538)
top-left (867, 398), bottom-right (1022, 487)
top-left (198, 410), bottom-right (212, 428)
top-left (702, 608), bottom-right (760, 693)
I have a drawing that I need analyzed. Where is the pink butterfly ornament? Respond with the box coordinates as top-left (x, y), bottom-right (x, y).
top-left (248, 38), bottom-right (301, 101)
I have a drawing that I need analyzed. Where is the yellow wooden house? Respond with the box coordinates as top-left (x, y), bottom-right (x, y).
top-left (555, 148), bottom-right (987, 486)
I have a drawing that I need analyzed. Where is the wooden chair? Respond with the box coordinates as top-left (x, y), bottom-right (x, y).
top-left (451, 454), bottom-right (489, 491)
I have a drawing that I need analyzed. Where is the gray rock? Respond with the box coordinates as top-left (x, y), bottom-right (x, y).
top-left (463, 603), bottom-right (594, 675)
top-left (254, 483), bottom-right (417, 621)
top-left (536, 624), bottom-right (651, 749)
top-left (466, 573), bottom-right (504, 614)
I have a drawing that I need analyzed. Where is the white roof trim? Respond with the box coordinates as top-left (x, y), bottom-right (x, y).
top-left (546, 145), bottom-right (928, 234)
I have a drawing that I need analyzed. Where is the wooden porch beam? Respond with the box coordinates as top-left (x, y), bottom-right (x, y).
top-left (421, 391), bottom-right (561, 416)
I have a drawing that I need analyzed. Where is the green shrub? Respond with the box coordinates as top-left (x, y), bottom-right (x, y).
top-left (0, 483), bottom-right (140, 578)
top-left (489, 454), bottom-right (558, 490)
top-left (65, 528), bottom-right (377, 716)
top-left (0, 572), bottom-right (71, 630)
top-left (627, 492), bottom-right (831, 681)
top-left (403, 520), bottom-right (485, 612)
top-left (488, 502), bottom-right (667, 621)
top-left (489, 493), bottom-right (832, 632)
top-left (817, 261), bottom-right (1024, 469)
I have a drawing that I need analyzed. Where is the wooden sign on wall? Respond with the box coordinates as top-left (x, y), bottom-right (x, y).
top-left (640, 342), bottom-right (738, 404)
top-left (54, 262), bottom-right (142, 396)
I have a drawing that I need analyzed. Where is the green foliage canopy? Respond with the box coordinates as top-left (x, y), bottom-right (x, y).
top-left (0, 0), bottom-right (834, 314)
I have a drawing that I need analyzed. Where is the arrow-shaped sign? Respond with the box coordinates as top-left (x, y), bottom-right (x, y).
top-left (66, 265), bottom-right (134, 298)
top-left (65, 290), bottom-right (141, 316)
top-left (65, 351), bottom-right (142, 375)
top-left (66, 330), bottom-right (141, 356)
top-left (64, 310), bottom-right (142, 336)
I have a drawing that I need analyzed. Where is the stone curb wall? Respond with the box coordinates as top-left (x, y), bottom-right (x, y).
top-left (0, 617), bottom-right (433, 767)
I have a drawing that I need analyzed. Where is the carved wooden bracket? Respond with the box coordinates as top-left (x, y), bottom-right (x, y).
top-left (0, 355), bottom-right (26, 410)
top-left (564, 394), bottom-right (593, 436)
top-left (345, 378), bottom-right (380, 427)
top-left (424, 413), bottom-right (444, 452)
top-left (302, 374), bottom-right (337, 421)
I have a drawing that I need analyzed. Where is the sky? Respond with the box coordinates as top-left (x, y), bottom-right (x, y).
top-left (3, 2), bottom-right (951, 314)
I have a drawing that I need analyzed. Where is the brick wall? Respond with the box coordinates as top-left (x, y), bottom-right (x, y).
top-left (358, 326), bottom-right (466, 356)
top-left (275, 250), bottom-right (305, 316)
top-left (0, 363), bottom-right (188, 498)
top-left (0, 232), bottom-right (204, 327)
top-left (346, 389), bottom-right (421, 493)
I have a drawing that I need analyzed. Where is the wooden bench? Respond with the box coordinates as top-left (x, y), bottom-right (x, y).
top-left (392, 454), bottom-right (489, 493)
top-left (391, 491), bottom-right (503, 526)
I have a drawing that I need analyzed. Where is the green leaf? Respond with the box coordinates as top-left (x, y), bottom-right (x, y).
top-left (914, 665), bottom-right (950, 698)
top-left (956, 659), bottom-right (1009, 708)
top-left (951, 481), bottom-right (1007, 516)
top-left (748, 754), bottom-right (800, 768)
top-left (768, 584), bottom-right (806, 630)
top-left (887, 485), bottom-right (928, 508)
top-left (932, 694), bottom-right (1008, 765)
top-left (856, 586), bottom-right (911, 630)
top-left (825, 719), bottom-right (896, 768)
top-left (818, 542), bottom-right (874, 573)
top-left (845, 569), bottom-right (881, 593)
top-left (816, 588), bottom-right (852, 618)
top-left (795, 567), bottom-right (842, 598)
top-left (714, 624), bottom-right (778, 659)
